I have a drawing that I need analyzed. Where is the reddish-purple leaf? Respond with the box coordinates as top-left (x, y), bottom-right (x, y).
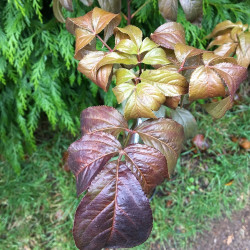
top-left (135, 118), bottom-right (184, 175)
top-left (68, 132), bottom-right (121, 195)
top-left (73, 161), bottom-right (152, 249)
top-left (124, 144), bottom-right (168, 194)
top-left (151, 22), bottom-right (185, 50)
top-left (80, 106), bottom-right (128, 136)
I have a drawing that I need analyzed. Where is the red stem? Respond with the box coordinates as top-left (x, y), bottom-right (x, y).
top-left (127, 0), bottom-right (132, 25)
top-left (96, 34), bottom-right (113, 52)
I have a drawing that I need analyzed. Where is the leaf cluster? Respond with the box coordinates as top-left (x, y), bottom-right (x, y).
top-left (67, 8), bottom-right (247, 122)
top-left (68, 105), bottom-right (184, 249)
top-left (206, 20), bottom-right (250, 67)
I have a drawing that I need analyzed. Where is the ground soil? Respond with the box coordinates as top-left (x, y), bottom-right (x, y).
top-left (152, 206), bottom-right (250, 250)
top-left (190, 206), bottom-right (250, 250)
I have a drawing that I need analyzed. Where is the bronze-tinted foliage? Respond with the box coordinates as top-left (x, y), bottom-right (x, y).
top-left (158, 0), bottom-right (203, 24)
top-left (66, 8), bottom-right (247, 121)
top-left (68, 106), bottom-right (184, 249)
top-left (206, 20), bottom-right (250, 68)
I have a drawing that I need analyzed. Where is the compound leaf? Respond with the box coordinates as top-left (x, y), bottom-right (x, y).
top-left (115, 39), bottom-right (138, 54)
top-left (123, 83), bottom-right (166, 120)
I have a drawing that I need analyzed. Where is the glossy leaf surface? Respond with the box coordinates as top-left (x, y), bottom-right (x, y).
top-left (80, 106), bottom-right (128, 136)
top-left (78, 51), bottom-right (113, 91)
top-left (151, 22), bottom-right (185, 49)
top-left (189, 65), bottom-right (225, 101)
top-left (73, 161), bottom-right (152, 249)
top-left (68, 132), bottom-right (121, 195)
top-left (135, 118), bottom-right (184, 175)
top-left (171, 108), bottom-right (197, 139)
top-left (211, 62), bottom-right (247, 98)
top-left (115, 83), bottom-right (166, 120)
top-left (140, 69), bottom-right (187, 96)
top-left (115, 68), bottom-right (136, 85)
top-left (142, 48), bottom-right (170, 65)
top-left (124, 144), bottom-right (168, 194)
top-left (98, 0), bottom-right (121, 13)
top-left (164, 96), bottom-right (181, 109)
top-left (174, 43), bottom-right (204, 63)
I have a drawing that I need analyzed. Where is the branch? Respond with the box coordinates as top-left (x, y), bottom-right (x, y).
top-left (96, 34), bottom-right (113, 52)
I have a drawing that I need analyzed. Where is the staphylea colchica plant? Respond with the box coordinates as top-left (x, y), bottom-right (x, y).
top-left (64, 2), bottom-right (248, 249)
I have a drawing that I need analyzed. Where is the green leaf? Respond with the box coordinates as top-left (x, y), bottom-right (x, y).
top-left (139, 38), bottom-right (158, 54)
top-left (115, 39), bottom-right (138, 54)
top-left (115, 68), bottom-right (136, 85)
top-left (140, 69), bottom-right (187, 96)
top-left (123, 83), bottom-right (166, 120)
top-left (142, 48), bottom-right (170, 65)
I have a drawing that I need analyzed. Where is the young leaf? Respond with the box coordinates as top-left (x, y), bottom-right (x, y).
top-left (142, 48), bottom-right (170, 65)
top-left (73, 161), bottom-right (153, 249)
top-left (158, 0), bottom-right (178, 21)
top-left (115, 68), bottom-right (136, 85)
top-left (96, 52), bottom-right (138, 69)
top-left (135, 118), bottom-right (184, 175)
top-left (203, 96), bottom-right (233, 119)
top-left (140, 69), bottom-right (187, 96)
top-left (78, 51), bottom-right (113, 91)
top-left (80, 106), bottom-right (128, 136)
top-left (121, 83), bottom-right (166, 120)
top-left (112, 82), bottom-right (135, 104)
top-left (179, 0), bottom-right (203, 23)
top-left (139, 38), bottom-right (158, 54)
top-left (68, 132), bottom-right (121, 195)
top-left (170, 108), bottom-right (197, 139)
top-left (115, 25), bottom-right (143, 48)
top-left (115, 39), bottom-right (138, 54)
top-left (124, 144), bottom-right (168, 194)
top-left (214, 43), bottom-right (238, 57)
top-left (207, 33), bottom-right (234, 49)
top-left (150, 22), bottom-right (185, 50)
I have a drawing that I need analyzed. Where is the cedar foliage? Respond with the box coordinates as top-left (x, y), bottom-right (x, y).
top-left (0, 0), bottom-right (249, 173)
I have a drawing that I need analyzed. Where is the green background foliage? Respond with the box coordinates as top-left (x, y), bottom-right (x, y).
top-left (0, 0), bottom-right (249, 172)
